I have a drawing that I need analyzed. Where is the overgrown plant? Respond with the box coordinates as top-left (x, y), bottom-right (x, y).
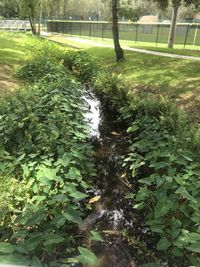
top-left (0, 54), bottom-right (99, 265)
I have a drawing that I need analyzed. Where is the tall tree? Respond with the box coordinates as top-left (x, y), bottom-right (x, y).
top-left (155, 0), bottom-right (200, 48)
top-left (112, 0), bottom-right (124, 61)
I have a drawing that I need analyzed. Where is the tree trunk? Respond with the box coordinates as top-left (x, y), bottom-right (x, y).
top-left (168, 4), bottom-right (179, 48)
top-left (38, 0), bottom-right (43, 35)
top-left (112, 0), bottom-right (124, 61)
top-left (29, 14), bottom-right (37, 35)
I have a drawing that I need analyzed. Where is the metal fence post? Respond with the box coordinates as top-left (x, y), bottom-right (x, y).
top-left (184, 24), bottom-right (190, 48)
top-left (135, 24), bottom-right (138, 43)
top-left (156, 24), bottom-right (160, 46)
top-left (69, 21), bottom-right (72, 36)
top-left (89, 22), bottom-right (92, 39)
top-left (56, 22), bottom-right (58, 34)
top-left (102, 23), bottom-right (104, 40)
top-left (79, 22), bottom-right (82, 37)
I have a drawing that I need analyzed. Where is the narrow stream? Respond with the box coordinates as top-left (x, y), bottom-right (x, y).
top-left (81, 89), bottom-right (156, 267)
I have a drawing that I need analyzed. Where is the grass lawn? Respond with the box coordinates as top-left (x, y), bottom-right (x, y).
top-left (87, 46), bottom-right (200, 119)
top-left (47, 34), bottom-right (200, 119)
top-left (1, 32), bottom-right (200, 120)
top-left (47, 34), bottom-right (200, 58)
top-left (0, 32), bottom-right (38, 95)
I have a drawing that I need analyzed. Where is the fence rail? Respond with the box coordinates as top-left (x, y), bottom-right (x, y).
top-left (47, 20), bottom-right (200, 46)
top-left (0, 20), bottom-right (31, 31)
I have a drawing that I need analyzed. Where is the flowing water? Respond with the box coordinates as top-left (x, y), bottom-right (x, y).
top-left (81, 89), bottom-right (156, 267)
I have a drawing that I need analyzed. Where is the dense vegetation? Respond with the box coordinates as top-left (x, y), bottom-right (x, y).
top-left (0, 39), bottom-right (99, 266)
top-left (63, 48), bottom-right (200, 265)
top-left (1, 34), bottom-right (200, 266)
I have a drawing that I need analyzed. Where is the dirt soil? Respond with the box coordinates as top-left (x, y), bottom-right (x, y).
top-left (0, 64), bottom-right (20, 96)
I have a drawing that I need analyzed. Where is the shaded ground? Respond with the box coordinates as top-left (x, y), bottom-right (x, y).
top-left (0, 64), bottom-right (21, 95)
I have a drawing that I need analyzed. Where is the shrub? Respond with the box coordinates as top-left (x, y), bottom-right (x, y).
top-left (63, 50), bottom-right (101, 82)
top-left (0, 58), bottom-right (97, 266)
top-left (16, 59), bottom-right (66, 83)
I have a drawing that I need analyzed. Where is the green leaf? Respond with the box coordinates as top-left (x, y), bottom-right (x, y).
top-left (0, 254), bottom-right (29, 265)
top-left (133, 202), bottom-right (145, 210)
top-left (154, 201), bottom-right (172, 218)
top-left (187, 243), bottom-right (200, 253)
top-left (66, 167), bottom-right (82, 181)
top-left (175, 187), bottom-right (197, 203)
top-left (70, 191), bottom-right (88, 201)
top-left (31, 256), bottom-right (43, 267)
top-left (26, 210), bottom-right (47, 226)
top-left (61, 153), bottom-right (71, 167)
top-left (77, 247), bottom-right (98, 266)
top-left (156, 237), bottom-right (171, 251)
top-left (43, 234), bottom-right (65, 246)
top-left (135, 187), bottom-right (150, 201)
top-left (124, 193), bottom-right (135, 199)
top-left (0, 242), bottom-right (15, 254)
top-left (171, 247), bottom-right (183, 257)
top-left (127, 124), bottom-right (139, 133)
top-left (25, 235), bottom-right (42, 251)
top-left (63, 208), bottom-right (83, 224)
top-left (90, 231), bottom-right (104, 242)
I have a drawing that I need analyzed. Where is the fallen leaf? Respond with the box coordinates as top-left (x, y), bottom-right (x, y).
top-left (111, 131), bottom-right (120, 136)
top-left (89, 196), bottom-right (101, 204)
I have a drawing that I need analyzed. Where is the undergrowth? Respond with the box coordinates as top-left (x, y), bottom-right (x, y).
top-left (63, 49), bottom-right (200, 266)
top-left (0, 40), bottom-right (99, 266)
top-left (1, 36), bottom-right (200, 266)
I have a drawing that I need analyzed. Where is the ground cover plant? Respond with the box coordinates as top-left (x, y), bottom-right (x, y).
top-left (1, 32), bottom-right (200, 266)
top-left (63, 49), bottom-right (200, 266)
top-left (0, 36), bottom-right (100, 266)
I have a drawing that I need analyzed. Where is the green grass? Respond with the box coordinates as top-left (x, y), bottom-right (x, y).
top-left (87, 46), bottom-right (200, 97)
top-left (46, 35), bottom-right (200, 102)
top-left (47, 34), bottom-right (200, 57)
top-left (0, 32), bottom-right (34, 65)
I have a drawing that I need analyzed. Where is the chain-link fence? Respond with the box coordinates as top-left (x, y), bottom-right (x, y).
top-left (47, 20), bottom-right (200, 46)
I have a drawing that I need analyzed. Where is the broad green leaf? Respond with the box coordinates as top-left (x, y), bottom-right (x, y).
top-left (0, 254), bottom-right (29, 265)
top-left (63, 208), bottom-right (82, 224)
top-left (154, 201), bottom-right (172, 218)
top-left (25, 235), bottom-right (42, 251)
top-left (175, 187), bottom-right (197, 203)
top-left (135, 187), bottom-right (150, 201)
top-left (187, 243), bottom-right (200, 253)
top-left (61, 153), bottom-right (71, 167)
top-left (171, 247), bottom-right (183, 257)
top-left (43, 234), bottom-right (65, 246)
top-left (31, 256), bottom-right (43, 267)
top-left (0, 242), bottom-right (14, 254)
top-left (66, 167), bottom-right (82, 181)
top-left (77, 247), bottom-right (98, 266)
top-left (90, 231), bottom-right (104, 242)
top-left (26, 210), bottom-right (47, 226)
top-left (70, 191), bottom-right (88, 201)
top-left (156, 237), bottom-right (171, 251)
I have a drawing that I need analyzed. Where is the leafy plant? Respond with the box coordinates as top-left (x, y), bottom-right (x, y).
top-left (0, 55), bottom-right (96, 265)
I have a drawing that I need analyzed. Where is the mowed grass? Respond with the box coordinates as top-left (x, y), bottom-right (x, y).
top-left (86, 47), bottom-right (200, 119)
top-left (0, 32), bottom-right (33, 64)
top-left (0, 32), bottom-right (37, 95)
top-left (47, 34), bottom-right (200, 57)
top-left (44, 34), bottom-right (200, 118)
